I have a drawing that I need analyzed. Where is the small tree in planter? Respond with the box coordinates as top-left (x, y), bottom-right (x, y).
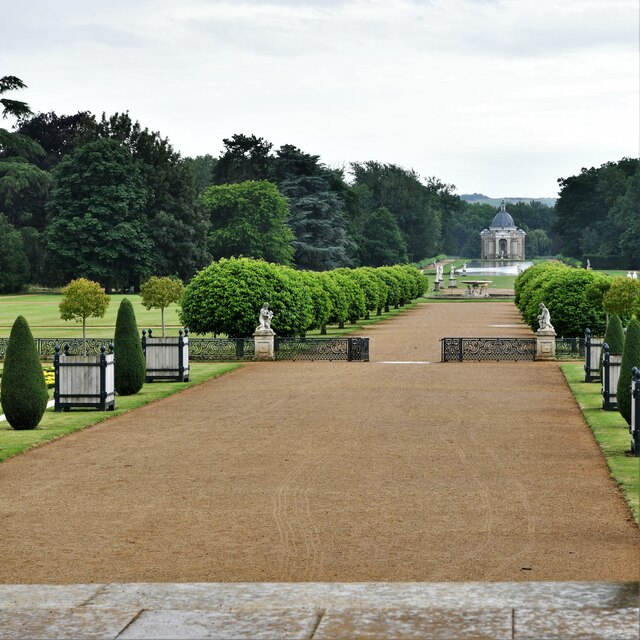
top-left (59, 278), bottom-right (110, 355)
top-left (617, 318), bottom-right (640, 425)
top-left (603, 315), bottom-right (625, 356)
top-left (114, 298), bottom-right (145, 395)
top-left (0, 316), bottom-right (48, 429)
top-left (139, 276), bottom-right (184, 337)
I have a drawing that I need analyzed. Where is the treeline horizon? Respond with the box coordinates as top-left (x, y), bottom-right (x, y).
top-left (1, 77), bottom-right (636, 293)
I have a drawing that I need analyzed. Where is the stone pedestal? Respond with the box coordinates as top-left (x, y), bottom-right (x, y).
top-left (253, 328), bottom-right (275, 360)
top-left (535, 328), bottom-right (557, 360)
top-left (448, 276), bottom-right (457, 288)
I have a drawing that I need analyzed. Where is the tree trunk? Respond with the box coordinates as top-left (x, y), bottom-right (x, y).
top-left (161, 307), bottom-right (165, 337)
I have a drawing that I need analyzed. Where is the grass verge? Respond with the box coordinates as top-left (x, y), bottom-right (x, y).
top-left (0, 362), bottom-right (240, 463)
top-left (560, 362), bottom-right (639, 523)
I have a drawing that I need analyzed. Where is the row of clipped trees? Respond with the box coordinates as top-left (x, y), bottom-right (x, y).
top-left (515, 262), bottom-right (640, 428)
top-left (515, 262), bottom-right (640, 338)
top-left (180, 258), bottom-right (428, 337)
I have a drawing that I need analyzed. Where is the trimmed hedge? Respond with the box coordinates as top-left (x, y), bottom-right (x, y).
top-left (180, 258), bottom-right (426, 337)
top-left (514, 262), bottom-right (606, 337)
top-left (0, 316), bottom-right (48, 430)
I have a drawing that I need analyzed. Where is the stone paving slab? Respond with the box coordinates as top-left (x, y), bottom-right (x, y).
top-left (0, 582), bottom-right (638, 639)
top-left (514, 608), bottom-right (640, 639)
top-left (314, 608), bottom-right (512, 639)
top-left (0, 606), bottom-right (140, 640)
top-left (117, 609), bottom-right (320, 640)
top-left (88, 581), bottom-right (640, 610)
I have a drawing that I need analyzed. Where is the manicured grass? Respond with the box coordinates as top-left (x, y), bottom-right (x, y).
top-left (0, 293), bottom-right (421, 340)
top-left (560, 362), bottom-right (640, 523)
top-left (0, 363), bottom-right (239, 463)
top-left (0, 294), bottom-right (183, 338)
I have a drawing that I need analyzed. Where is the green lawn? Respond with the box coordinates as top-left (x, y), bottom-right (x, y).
top-left (0, 363), bottom-right (240, 463)
top-left (0, 293), bottom-right (183, 338)
top-left (560, 362), bottom-right (639, 523)
top-left (0, 293), bottom-right (422, 339)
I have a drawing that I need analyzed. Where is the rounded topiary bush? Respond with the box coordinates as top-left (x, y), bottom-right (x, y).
top-left (0, 316), bottom-right (48, 430)
top-left (617, 317), bottom-right (640, 425)
top-left (114, 298), bottom-right (145, 396)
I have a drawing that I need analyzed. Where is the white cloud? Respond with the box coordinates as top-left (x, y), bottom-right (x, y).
top-left (1, 0), bottom-right (637, 195)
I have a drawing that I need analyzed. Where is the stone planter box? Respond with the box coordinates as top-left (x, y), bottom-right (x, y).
top-left (601, 345), bottom-right (621, 411)
top-left (142, 329), bottom-right (189, 382)
top-left (584, 329), bottom-right (603, 382)
top-left (54, 344), bottom-right (115, 412)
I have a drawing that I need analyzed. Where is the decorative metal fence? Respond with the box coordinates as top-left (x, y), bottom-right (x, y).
top-left (555, 337), bottom-right (585, 360)
top-left (0, 337), bottom-right (111, 360)
top-left (0, 336), bottom-right (369, 363)
top-left (275, 337), bottom-right (369, 361)
top-left (441, 337), bottom-right (537, 362)
top-left (189, 338), bottom-right (255, 361)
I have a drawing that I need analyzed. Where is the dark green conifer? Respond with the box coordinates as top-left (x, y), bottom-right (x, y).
top-left (617, 317), bottom-right (640, 425)
top-left (0, 316), bottom-right (48, 429)
top-left (114, 299), bottom-right (145, 396)
top-left (603, 314), bottom-right (625, 355)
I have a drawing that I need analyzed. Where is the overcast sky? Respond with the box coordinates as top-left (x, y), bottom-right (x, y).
top-left (3, 0), bottom-right (638, 197)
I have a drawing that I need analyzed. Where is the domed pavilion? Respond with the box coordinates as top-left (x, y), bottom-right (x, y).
top-left (480, 201), bottom-right (526, 260)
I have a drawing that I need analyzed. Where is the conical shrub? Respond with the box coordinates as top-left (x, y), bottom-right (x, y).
top-left (0, 316), bottom-right (48, 430)
top-left (617, 317), bottom-right (640, 425)
top-left (603, 314), bottom-right (625, 355)
top-left (114, 299), bottom-right (145, 396)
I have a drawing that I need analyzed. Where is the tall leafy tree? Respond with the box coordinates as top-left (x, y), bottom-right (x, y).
top-left (0, 76), bottom-right (32, 120)
top-left (202, 180), bottom-right (295, 265)
top-left (272, 144), bottom-right (353, 270)
top-left (0, 213), bottom-right (29, 293)
top-left (351, 161), bottom-right (440, 261)
top-left (46, 138), bottom-right (153, 290)
top-left (95, 112), bottom-right (210, 280)
top-left (554, 158), bottom-right (638, 259)
top-left (357, 207), bottom-right (408, 266)
top-left (213, 133), bottom-right (273, 184)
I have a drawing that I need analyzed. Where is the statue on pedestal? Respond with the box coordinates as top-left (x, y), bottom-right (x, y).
top-left (537, 302), bottom-right (554, 332)
top-left (257, 303), bottom-right (274, 332)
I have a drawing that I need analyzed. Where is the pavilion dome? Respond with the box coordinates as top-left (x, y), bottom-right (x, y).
top-left (490, 201), bottom-right (516, 229)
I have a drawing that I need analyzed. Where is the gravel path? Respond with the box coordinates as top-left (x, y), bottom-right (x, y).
top-left (0, 302), bottom-right (637, 583)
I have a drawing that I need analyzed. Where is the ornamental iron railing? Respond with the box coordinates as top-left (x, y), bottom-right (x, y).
top-left (0, 337), bottom-right (112, 360)
top-left (189, 338), bottom-right (255, 361)
top-left (441, 337), bottom-right (536, 362)
top-left (275, 337), bottom-right (369, 361)
top-left (555, 337), bottom-right (585, 360)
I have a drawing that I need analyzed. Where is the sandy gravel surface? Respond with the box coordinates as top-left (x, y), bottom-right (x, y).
top-left (0, 302), bottom-right (638, 583)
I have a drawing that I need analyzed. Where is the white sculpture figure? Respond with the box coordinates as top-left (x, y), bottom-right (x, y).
top-left (586, 259), bottom-right (591, 270)
top-left (537, 302), bottom-right (554, 332)
top-left (633, 271), bottom-right (638, 280)
top-left (627, 272), bottom-right (633, 278)
top-left (257, 303), bottom-right (274, 331)
top-left (461, 262), bottom-right (467, 273)
top-left (436, 265), bottom-right (443, 282)
top-left (450, 264), bottom-right (455, 277)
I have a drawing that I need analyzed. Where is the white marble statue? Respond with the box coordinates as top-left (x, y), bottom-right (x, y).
top-left (537, 302), bottom-right (554, 332)
top-left (450, 264), bottom-right (455, 277)
top-left (436, 265), bottom-right (443, 282)
top-left (633, 271), bottom-right (638, 280)
top-left (586, 258), bottom-right (591, 270)
top-left (257, 303), bottom-right (274, 331)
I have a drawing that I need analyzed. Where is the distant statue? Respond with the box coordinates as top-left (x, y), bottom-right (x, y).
top-left (257, 303), bottom-right (274, 331)
top-left (436, 265), bottom-right (443, 282)
top-left (537, 303), bottom-right (554, 332)
top-left (627, 271), bottom-right (633, 278)
top-left (633, 271), bottom-right (638, 280)
top-left (461, 262), bottom-right (467, 273)
top-left (585, 258), bottom-right (591, 270)
top-left (450, 264), bottom-right (455, 277)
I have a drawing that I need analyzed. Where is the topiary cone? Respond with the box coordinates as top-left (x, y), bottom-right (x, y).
top-left (0, 316), bottom-right (48, 430)
top-left (617, 317), bottom-right (640, 425)
top-left (114, 299), bottom-right (145, 396)
top-left (604, 314), bottom-right (625, 355)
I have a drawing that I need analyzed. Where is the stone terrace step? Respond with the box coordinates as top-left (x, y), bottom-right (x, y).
top-left (0, 582), bottom-right (637, 639)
